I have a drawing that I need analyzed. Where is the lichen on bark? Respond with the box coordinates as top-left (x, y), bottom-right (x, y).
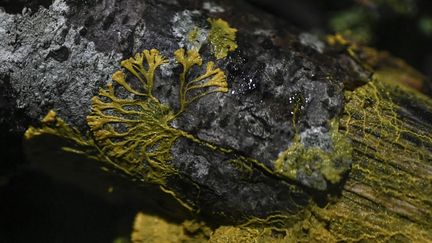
top-left (274, 120), bottom-right (352, 190)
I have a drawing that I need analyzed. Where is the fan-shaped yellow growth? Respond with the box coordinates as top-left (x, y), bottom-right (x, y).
top-left (24, 42), bottom-right (245, 212)
top-left (120, 49), bottom-right (169, 95)
top-left (85, 48), bottom-right (229, 185)
top-left (24, 47), bottom-right (231, 185)
top-left (24, 47), bottom-right (232, 211)
top-left (174, 48), bottom-right (228, 117)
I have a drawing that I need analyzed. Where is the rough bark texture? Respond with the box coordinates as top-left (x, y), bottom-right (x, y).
top-left (0, 0), bottom-right (431, 242)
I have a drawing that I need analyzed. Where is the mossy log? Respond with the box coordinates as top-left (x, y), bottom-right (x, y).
top-left (0, 0), bottom-right (431, 241)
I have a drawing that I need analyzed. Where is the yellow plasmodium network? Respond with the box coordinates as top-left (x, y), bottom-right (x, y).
top-left (25, 110), bottom-right (90, 146)
top-left (302, 76), bottom-right (432, 242)
top-left (87, 49), bottom-right (178, 185)
top-left (86, 48), bottom-right (231, 188)
top-left (25, 48), bottom-right (231, 211)
top-left (205, 39), bottom-right (432, 241)
top-left (24, 44), bottom-right (280, 214)
top-left (311, 76), bottom-right (432, 242)
top-left (205, 76), bottom-right (432, 242)
top-left (207, 18), bottom-right (238, 59)
top-left (84, 49), bottom-right (280, 188)
top-left (24, 47), bottom-right (309, 228)
top-left (24, 28), bottom-right (432, 243)
top-left (173, 48), bottom-right (228, 118)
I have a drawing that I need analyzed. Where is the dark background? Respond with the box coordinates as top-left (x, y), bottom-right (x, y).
top-left (250, 0), bottom-right (432, 78)
top-left (1, 0), bottom-right (431, 242)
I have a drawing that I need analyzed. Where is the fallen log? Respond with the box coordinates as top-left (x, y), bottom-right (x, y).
top-left (0, 0), bottom-right (431, 241)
